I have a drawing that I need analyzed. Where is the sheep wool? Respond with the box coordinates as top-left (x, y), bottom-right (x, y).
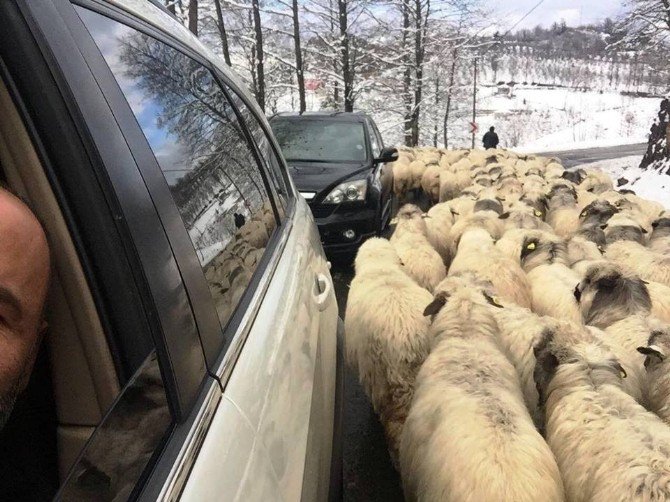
top-left (534, 323), bottom-right (670, 502)
top-left (399, 283), bottom-right (564, 502)
top-left (345, 238), bottom-right (434, 464)
top-left (606, 240), bottom-right (670, 287)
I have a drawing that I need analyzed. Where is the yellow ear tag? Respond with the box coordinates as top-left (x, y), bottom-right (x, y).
top-left (534, 210), bottom-right (543, 217)
top-left (527, 242), bottom-right (536, 251)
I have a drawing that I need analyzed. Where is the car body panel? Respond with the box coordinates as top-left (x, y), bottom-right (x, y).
top-left (288, 161), bottom-right (371, 195)
top-left (181, 197), bottom-right (338, 501)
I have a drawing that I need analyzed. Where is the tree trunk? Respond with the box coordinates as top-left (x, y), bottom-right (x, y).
top-left (433, 73), bottom-right (439, 147)
top-left (166, 0), bottom-right (175, 14)
top-left (188, 0), bottom-right (198, 36)
top-left (213, 0), bottom-right (232, 66)
top-left (443, 48), bottom-right (458, 148)
top-left (292, 0), bottom-right (306, 112)
top-left (402, 0), bottom-right (413, 146)
top-left (252, 0), bottom-right (265, 111)
top-left (338, 0), bottom-right (353, 111)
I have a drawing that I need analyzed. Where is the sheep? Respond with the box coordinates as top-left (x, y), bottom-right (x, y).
top-left (446, 194), bottom-right (476, 220)
top-left (399, 279), bottom-right (564, 502)
top-left (449, 228), bottom-right (532, 308)
top-left (647, 280), bottom-right (670, 324)
top-left (421, 163), bottom-right (444, 203)
top-left (561, 168), bottom-right (586, 185)
top-left (392, 159), bottom-right (413, 201)
top-left (534, 323), bottom-right (670, 502)
top-left (650, 217), bottom-right (670, 255)
top-left (638, 328), bottom-right (670, 425)
top-left (575, 261), bottom-right (657, 405)
top-left (438, 170), bottom-right (471, 202)
top-left (440, 149), bottom-right (468, 165)
top-left (496, 228), bottom-right (582, 324)
top-left (498, 202), bottom-right (553, 232)
top-left (579, 169), bottom-right (613, 194)
top-left (391, 205), bottom-right (447, 292)
top-left (578, 199), bottom-right (619, 228)
top-left (519, 191), bottom-right (548, 220)
top-left (490, 297), bottom-right (557, 426)
top-left (605, 232), bottom-right (670, 287)
top-left (604, 214), bottom-right (649, 245)
top-left (345, 238), bottom-right (434, 465)
top-left (566, 227), bottom-right (606, 267)
top-left (409, 160), bottom-right (427, 192)
top-left (448, 211), bottom-right (505, 258)
top-left (424, 202), bottom-right (455, 266)
top-left (544, 162), bottom-right (564, 179)
top-left (545, 183), bottom-right (580, 238)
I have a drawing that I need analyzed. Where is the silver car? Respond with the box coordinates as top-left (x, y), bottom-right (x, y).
top-left (0, 0), bottom-right (341, 500)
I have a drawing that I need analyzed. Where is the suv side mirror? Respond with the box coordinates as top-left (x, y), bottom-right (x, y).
top-left (374, 147), bottom-right (399, 164)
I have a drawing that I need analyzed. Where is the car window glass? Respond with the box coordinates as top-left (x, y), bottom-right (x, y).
top-left (58, 352), bottom-right (171, 501)
top-left (78, 8), bottom-right (277, 329)
top-left (271, 119), bottom-right (367, 163)
top-left (226, 92), bottom-right (289, 216)
top-left (368, 120), bottom-right (381, 157)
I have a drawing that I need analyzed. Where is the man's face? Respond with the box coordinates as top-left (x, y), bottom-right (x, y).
top-left (0, 190), bottom-right (50, 428)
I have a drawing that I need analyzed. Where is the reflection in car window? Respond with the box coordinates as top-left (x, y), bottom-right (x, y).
top-left (271, 119), bottom-right (367, 163)
top-left (228, 92), bottom-right (289, 215)
top-left (58, 352), bottom-right (170, 501)
top-left (78, 8), bottom-right (277, 328)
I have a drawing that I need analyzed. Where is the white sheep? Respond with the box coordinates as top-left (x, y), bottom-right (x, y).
top-left (650, 216), bottom-right (670, 255)
top-left (496, 228), bottom-right (582, 324)
top-left (391, 205), bottom-right (447, 292)
top-left (575, 261), bottom-right (658, 405)
top-left (399, 279), bottom-right (564, 502)
top-left (545, 183), bottom-right (580, 238)
top-left (449, 227), bottom-right (532, 308)
top-left (421, 163), bottom-right (444, 203)
top-left (534, 322), bottom-right (670, 502)
top-left (606, 238), bottom-right (670, 287)
top-left (345, 238), bottom-right (434, 464)
top-left (424, 202), bottom-right (455, 266)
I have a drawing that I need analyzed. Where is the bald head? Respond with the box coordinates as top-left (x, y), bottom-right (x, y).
top-left (0, 188), bottom-right (50, 429)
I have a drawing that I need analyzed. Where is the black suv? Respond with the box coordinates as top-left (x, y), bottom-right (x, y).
top-left (270, 112), bottom-right (397, 256)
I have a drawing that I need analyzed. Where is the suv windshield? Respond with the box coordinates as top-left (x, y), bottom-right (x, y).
top-left (272, 119), bottom-right (367, 163)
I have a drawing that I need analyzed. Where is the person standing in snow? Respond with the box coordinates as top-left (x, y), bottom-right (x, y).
top-left (483, 126), bottom-right (499, 149)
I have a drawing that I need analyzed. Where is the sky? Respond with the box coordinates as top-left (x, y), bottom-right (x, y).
top-left (492, 0), bottom-right (625, 32)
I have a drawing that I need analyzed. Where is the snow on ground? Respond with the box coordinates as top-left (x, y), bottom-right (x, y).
top-left (576, 156), bottom-right (670, 208)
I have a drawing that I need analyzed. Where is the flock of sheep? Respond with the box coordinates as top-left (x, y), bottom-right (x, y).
top-left (345, 146), bottom-right (670, 501)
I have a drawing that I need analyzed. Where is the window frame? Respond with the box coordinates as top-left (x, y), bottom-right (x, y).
top-left (70, 0), bottom-right (291, 373)
top-left (0, 1), bottom-right (221, 500)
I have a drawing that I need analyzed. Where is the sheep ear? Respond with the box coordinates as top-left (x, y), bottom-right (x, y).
top-left (614, 362), bottom-right (627, 379)
top-left (499, 212), bottom-right (511, 220)
top-left (483, 291), bottom-right (504, 308)
top-left (451, 209), bottom-right (460, 216)
top-left (424, 292), bottom-right (449, 316)
top-left (641, 227), bottom-right (648, 234)
top-left (600, 224), bottom-right (608, 230)
top-left (637, 345), bottom-right (665, 361)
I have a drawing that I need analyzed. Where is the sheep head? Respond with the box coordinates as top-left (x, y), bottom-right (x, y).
top-left (533, 321), bottom-right (626, 410)
top-left (395, 204), bottom-right (427, 235)
top-left (602, 216), bottom-right (647, 245)
top-left (424, 273), bottom-right (501, 318)
top-left (575, 261), bottom-right (651, 328)
top-left (354, 238), bottom-right (402, 273)
top-left (638, 328), bottom-right (670, 370)
top-left (496, 229), bottom-right (568, 271)
top-left (579, 200), bottom-right (619, 227)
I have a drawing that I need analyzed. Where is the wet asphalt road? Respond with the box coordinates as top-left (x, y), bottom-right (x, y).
top-left (335, 142), bottom-right (647, 501)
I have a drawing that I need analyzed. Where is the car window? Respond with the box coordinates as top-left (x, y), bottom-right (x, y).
top-left (271, 119), bottom-right (367, 163)
top-left (78, 8), bottom-right (277, 330)
top-left (367, 120), bottom-right (381, 157)
top-left (58, 352), bottom-right (171, 501)
top-left (227, 90), bottom-right (289, 217)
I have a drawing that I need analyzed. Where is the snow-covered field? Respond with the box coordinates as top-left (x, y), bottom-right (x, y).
top-left (576, 156), bottom-right (669, 208)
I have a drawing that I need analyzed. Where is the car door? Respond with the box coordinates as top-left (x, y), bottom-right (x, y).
top-left (66, 3), bottom-right (340, 500)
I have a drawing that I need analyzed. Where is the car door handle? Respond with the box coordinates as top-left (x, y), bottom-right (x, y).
top-left (314, 273), bottom-right (332, 311)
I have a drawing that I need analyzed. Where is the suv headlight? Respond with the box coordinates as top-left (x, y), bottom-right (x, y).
top-left (323, 179), bottom-right (367, 204)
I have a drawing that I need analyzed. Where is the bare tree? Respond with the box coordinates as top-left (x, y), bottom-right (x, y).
top-left (213, 0), bottom-right (232, 65)
top-left (251, 0), bottom-right (266, 111)
top-left (338, 0), bottom-right (354, 111)
top-left (188, 0), bottom-right (198, 35)
top-left (292, 0), bottom-right (307, 112)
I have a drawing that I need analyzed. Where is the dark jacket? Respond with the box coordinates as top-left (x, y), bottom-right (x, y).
top-left (483, 131), bottom-right (499, 149)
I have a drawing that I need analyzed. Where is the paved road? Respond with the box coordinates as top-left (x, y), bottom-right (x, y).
top-left (538, 142), bottom-right (647, 168)
top-left (336, 142), bottom-right (648, 501)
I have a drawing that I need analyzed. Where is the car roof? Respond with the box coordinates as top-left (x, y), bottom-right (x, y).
top-left (270, 111), bottom-right (369, 123)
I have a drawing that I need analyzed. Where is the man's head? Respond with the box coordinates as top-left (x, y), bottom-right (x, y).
top-left (490, 126), bottom-right (495, 132)
top-left (0, 188), bottom-right (50, 429)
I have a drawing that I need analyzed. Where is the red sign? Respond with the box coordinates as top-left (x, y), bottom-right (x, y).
top-left (470, 121), bottom-right (478, 134)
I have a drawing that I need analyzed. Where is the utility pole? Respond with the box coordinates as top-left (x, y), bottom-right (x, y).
top-left (471, 56), bottom-right (478, 149)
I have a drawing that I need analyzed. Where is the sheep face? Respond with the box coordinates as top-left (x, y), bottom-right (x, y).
top-left (575, 262), bottom-right (652, 328)
top-left (474, 198), bottom-right (504, 215)
top-left (519, 194), bottom-right (548, 220)
top-left (533, 323), bottom-right (626, 408)
top-left (579, 200), bottom-right (619, 227)
top-left (652, 217), bottom-right (670, 240)
top-left (603, 220), bottom-right (647, 245)
top-left (561, 169), bottom-right (586, 185)
top-left (638, 329), bottom-right (670, 370)
top-left (547, 183), bottom-right (578, 209)
top-left (497, 229), bottom-right (568, 270)
top-left (575, 224), bottom-right (607, 247)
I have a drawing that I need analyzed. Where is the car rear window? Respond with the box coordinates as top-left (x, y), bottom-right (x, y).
top-left (271, 119), bottom-right (367, 163)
